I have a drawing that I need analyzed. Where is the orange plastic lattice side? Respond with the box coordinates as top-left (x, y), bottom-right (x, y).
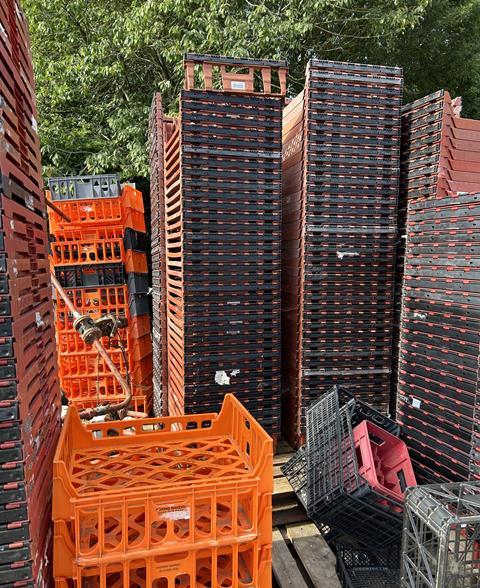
top-left (51, 226), bottom-right (125, 242)
top-left (47, 197), bottom-right (123, 233)
top-left (56, 331), bottom-right (128, 355)
top-left (56, 337), bottom-right (151, 374)
top-left (53, 395), bottom-right (272, 572)
top-left (50, 235), bottom-right (125, 266)
top-left (57, 286), bottom-right (129, 311)
top-left (54, 540), bottom-right (272, 587)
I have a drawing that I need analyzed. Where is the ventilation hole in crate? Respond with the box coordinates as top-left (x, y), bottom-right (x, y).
top-left (368, 432), bottom-right (386, 446)
top-left (397, 469), bottom-right (407, 493)
top-left (355, 446), bottom-right (363, 469)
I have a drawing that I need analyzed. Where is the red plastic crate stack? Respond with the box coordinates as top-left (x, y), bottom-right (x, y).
top-left (397, 191), bottom-right (480, 483)
top-left (395, 90), bottom-right (480, 483)
top-left (0, 0), bottom-right (61, 585)
top-left (281, 60), bottom-right (403, 447)
top-left (47, 177), bottom-right (153, 414)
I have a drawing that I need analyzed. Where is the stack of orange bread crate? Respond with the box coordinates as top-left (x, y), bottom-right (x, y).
top-left (47, 175), bottom-right (153, 413)
top-left (53, 394), bottom-right (273, 587)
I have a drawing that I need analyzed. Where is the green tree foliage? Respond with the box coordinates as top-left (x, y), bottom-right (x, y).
top-left (24, 0), bottom-right (438, 178)
top-left (381, 0), bottom-right (480, 119)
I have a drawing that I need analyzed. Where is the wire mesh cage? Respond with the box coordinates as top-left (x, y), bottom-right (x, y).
top-left (401, 482), bottom-right (480, 587)
top-left (305, 385), bottom-right (404, 548)
top-left (335, 543), bottom-right (400, 588)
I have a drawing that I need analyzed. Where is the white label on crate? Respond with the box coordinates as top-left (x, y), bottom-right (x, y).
top-left (413, 312), bottom-right (427, 320)
top-left (215, 371), bottom-right (231, 385)
top-left (157, 506), bottom-right (190, 521)
top-left (31, 116), bottom-right (38, 133)
top-left (215, 369), bottom-right (240, 386)
top-left (231, 81), bottom-right (246, 90)
top-left (25, 194), bottom-right (34, 211)
top-left (412, 398), bottom-right (422, 409)
top-left (336, 251), bottom-right (359, 260)
top-left (35, 311), bottom-right (45, 328)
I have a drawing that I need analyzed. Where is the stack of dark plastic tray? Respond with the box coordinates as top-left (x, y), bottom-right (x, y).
top-left (0, 0), bottom-right (61, 584)
top-left (394, 89), bottom-right (480, 483)
top-left (397, 191), bottom-right (480, 483)
top-left (390, 90), bottom-right (446, 414)
top-left (392, 90), bottom-right (480, 411)
top-left (282, 59), bottom-right (403, 446)
top-left (163, 54), bottom-right (287, 437)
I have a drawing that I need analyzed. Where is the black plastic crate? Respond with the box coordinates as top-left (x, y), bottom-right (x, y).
top-left (54, 264), bottom-right (125, 288)
top-left (281, 446), bottom-right (307, 507)
top-left (335, 543), bottom-right (400, 588)
top-left (124, 227), bottom-right (148, 252)
top-left (305, 385), bottom-right (403, 548)
top-left (127, 272), bottom-right (149, 294)
top-left (128, 293), bottom-right (150, 317)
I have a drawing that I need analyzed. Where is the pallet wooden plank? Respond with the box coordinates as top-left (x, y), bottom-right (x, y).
top-left (272, 528), bottom-right (309, 588)
top-left (273, 477), bottom-right (295, 506)
top-left (287, 523), bottom-right (341, 588)
top-left (274, 462), bottom-right (288, 477)
top-left (274, 451), bottom-right (294, 466)
top-left (273, 503), bottom-right (308, 526)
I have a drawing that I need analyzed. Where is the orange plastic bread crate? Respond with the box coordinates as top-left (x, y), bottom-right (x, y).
top-left (57, 286), bottom-right (129, 312)
top-left (53, 394), bottom-right (273, 587)
top-left (121, 184), bottom-right (146, 233)
top-left (50, 233), bottom-right (124, 266)
top-left (62, 376), bottom-right (148, 410)
top-left (53, 541), bottom-right (271, 587)
top-left (47, 197), bottom-right (123, 232)
top-left (125, 249), bottom-right (148, 273)
top-left (47, 186), bottom-right (146, 234)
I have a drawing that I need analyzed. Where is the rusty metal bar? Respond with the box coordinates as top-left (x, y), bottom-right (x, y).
top-left (45, 197), bottom-right (72, 222)
top-left (50, 273), bottom-right (132, 419)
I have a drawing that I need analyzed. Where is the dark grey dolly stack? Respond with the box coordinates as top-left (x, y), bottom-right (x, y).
top-left (396, 191), bottom-right (480, 484)
top-left (162, 54), bottom-right (287, 437)
top-left (149, 93), bottom-right (169, 416)
top-left (281, 59), bottom-right (403, 447)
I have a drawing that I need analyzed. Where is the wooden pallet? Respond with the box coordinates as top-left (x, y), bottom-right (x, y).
top-left (272, 443), bottom-right (341, 588)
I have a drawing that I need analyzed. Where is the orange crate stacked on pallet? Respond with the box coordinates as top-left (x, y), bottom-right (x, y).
top-left (47, 175), bottom-right (153, 413)
top-left (53, 393), bottom-right (273, 587)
